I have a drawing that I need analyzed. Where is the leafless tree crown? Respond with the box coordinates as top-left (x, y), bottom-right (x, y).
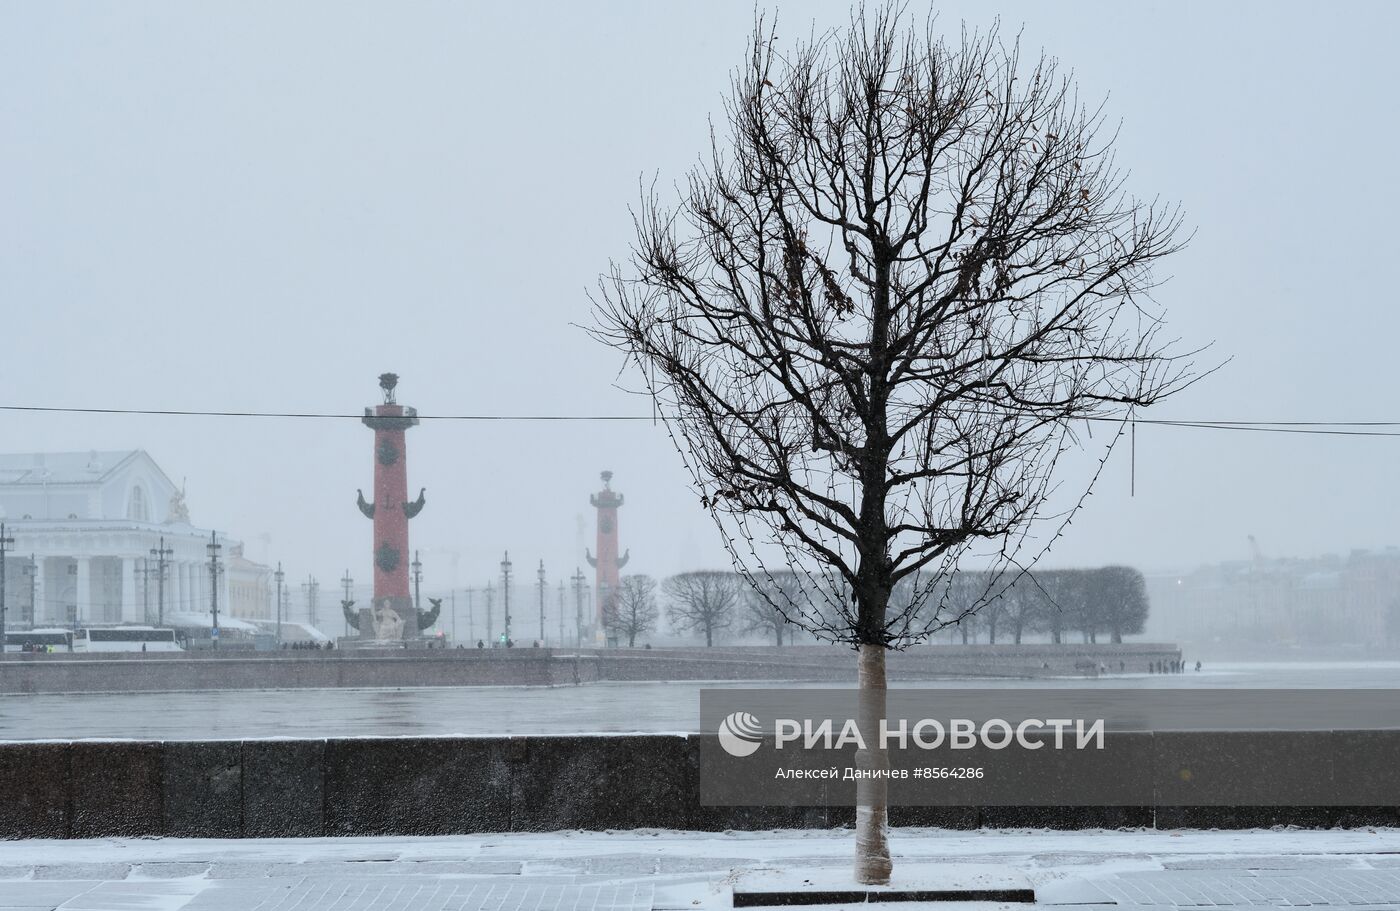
top-left (664, 570), bottom-right (743, 646)
top-left (594, 8), bottom-right (1196, 648)
top-left (603, 574), bottom-right (661, 648)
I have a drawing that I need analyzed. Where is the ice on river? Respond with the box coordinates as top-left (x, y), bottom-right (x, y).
top-left (2, 662), bottom-right (1397, 742)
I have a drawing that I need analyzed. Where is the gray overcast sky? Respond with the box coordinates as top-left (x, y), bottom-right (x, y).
top-left (2, 0), bottom-right (1397, 592)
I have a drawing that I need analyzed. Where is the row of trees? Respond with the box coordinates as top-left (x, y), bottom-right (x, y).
top-left (603, 566), bottom-right (1148, 647)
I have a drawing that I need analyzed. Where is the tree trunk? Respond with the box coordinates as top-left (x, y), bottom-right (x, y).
top-left (706, 626), bottom-right (713, 647)
top-left (854, 643), bottom-right (892, 885)
top-left (775, 625), bottom-right (783, 647)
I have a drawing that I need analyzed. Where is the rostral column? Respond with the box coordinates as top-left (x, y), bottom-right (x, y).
top-left (356, 373), bottom-right (426, 639)
top-left (586, 470), bottom-right (629, 643)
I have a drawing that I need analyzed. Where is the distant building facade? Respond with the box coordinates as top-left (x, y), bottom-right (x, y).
top-left (226, 542), bottom-right (271, 620)
top-left (1146, 547), bottom-right (1400, 648)
top-left (0, 450), bottom-right (269, 627)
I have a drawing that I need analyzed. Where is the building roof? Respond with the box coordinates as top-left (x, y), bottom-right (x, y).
top-left (0, 450), bottom-right (147, 486)
top-left (244, 618), bottom-right (332, 642)
top-left (163, 611), bottom-right (262, 632)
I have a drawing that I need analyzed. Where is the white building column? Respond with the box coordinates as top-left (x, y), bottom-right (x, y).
top-left (120, 557), bottom-right (138, 623)
top-left (151, 559), bottom-right (165, 624)
top-left (176, 562), bottom-right (188, 615)
top-left (196, 561), bottom-right (208, 616)
top-left (219, 562), bottom-right (231, 621)
top-left (30, 556), bottom-right (45, 626)
top-left (75, 557), bottom-right (91, 627)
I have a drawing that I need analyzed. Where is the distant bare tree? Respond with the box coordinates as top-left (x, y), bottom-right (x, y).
top-left (1093, 565), bottom-right (1149, 643)
top-left (742, 570), bottom-right (805, 646)
top-left (1035, 570), bottom-right (1076, 644)
top-left (980, 595), bottom-right (1006, 644)
top-left (999, 574), bottom-right (1047, 645)
top-left (664, 570), bottom-right (742, 646)
top-left (594, 8), bottom-right (1195, 883)
top-left (1067, 569), bottom-right (1104, 643)
top-left (603, 574), bottom-right (660, 648)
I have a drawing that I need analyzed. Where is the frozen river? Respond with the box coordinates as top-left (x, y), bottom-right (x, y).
top-left (2, 662), bottom-right (1398, 741)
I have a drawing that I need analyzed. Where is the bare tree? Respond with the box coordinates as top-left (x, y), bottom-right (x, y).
top-left (664, 570), bottom-right (742, 646)
top-left (594, 8), bottom-right (1194, 884)
top-left (980, 594), bottom-right (1006, 644)
top-left (1067, 569), bottom-right (1104, 643)
top-left (602, 574), bottom-right (660, 648)
top-left (998, 573), bottom-right (1046, 645)
top-left (1096, 565), bottom-right (1149, 643)
top-left (1035, 570), bottom-right (1075, 644)
top-left (742, 569), bottom-right (804, 645)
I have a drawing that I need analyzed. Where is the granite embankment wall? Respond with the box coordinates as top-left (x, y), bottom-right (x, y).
top-left (0, 643), bottom-right (1181, 694)
top-left (0, 732), bottom-right (1393, 839)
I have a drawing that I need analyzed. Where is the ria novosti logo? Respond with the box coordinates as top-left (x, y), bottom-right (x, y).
top-left (718, 711), bottom-right (764, 757)
top-left (714, 710), bottom-right (1105, 757)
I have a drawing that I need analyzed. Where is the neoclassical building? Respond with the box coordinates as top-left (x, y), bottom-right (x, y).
top-left (0, 450), bottom-right (269, 628)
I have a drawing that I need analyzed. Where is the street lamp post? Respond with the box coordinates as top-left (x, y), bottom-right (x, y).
top-left (537, 560), bottom-right (546, 644)
top-left (302, 577), bottom-right (319, 632)
top-left (0, 524), bottom-right (15, 649)
top-left (149, 537), bottom-right (172, 628)
top-left (274, 562), bottom-right (285, 645)
top-left (138, 558), bottom-right (151, 624)
top-left (341, 569), bottom-right (354, 638)
top-left (206, 532), bottom-right (223, 649)
top-left (500, 552), bottom-right (512, 645)
top-left (411, 552), bottom-right (423, 611)
top-left (571, 567), bottom-right (586, 648)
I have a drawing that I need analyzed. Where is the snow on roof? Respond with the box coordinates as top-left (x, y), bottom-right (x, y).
top-left (0, 451), bottom-right (141, 485)
top-left (163, 611), bottom-right (262, 632)
top-left (244, 618), bottom-right (332, 642)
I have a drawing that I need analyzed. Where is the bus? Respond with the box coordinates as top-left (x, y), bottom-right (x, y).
top-left (72, 626), bottom-right (183, 652)
top-left (2, 628), bottom-right (74, 653)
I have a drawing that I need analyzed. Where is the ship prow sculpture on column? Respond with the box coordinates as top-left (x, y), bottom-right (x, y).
top-left (345, 373), bottom-right (437, 644)
top-left (585, 470), bottom-right (628, 646)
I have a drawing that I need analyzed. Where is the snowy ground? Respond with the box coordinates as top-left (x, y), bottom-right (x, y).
top-left (3, 828), bottom-right (1400, 909)
top-left (4, 662), bottom-right (1398, 742)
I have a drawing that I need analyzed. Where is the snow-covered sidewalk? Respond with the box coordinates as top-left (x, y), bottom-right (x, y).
top-left (2, 827), bottom-right (1400, 909)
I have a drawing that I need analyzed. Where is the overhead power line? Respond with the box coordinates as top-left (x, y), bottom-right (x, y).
top-left (2, 404), bottom-right (1400, 437)
top-left (0, 405), bottom-right (649, 421)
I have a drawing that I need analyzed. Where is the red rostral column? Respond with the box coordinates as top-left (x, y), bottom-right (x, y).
top-left (357, 373), bottom-right (425, 639)
top-left (586, 470), bottom-right (629, 640)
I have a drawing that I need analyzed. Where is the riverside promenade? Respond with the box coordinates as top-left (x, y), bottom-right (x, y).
top-left (1, 828), bottom-right (1399, 910)
top-left (0, 643), bottom-right (1182, 694)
